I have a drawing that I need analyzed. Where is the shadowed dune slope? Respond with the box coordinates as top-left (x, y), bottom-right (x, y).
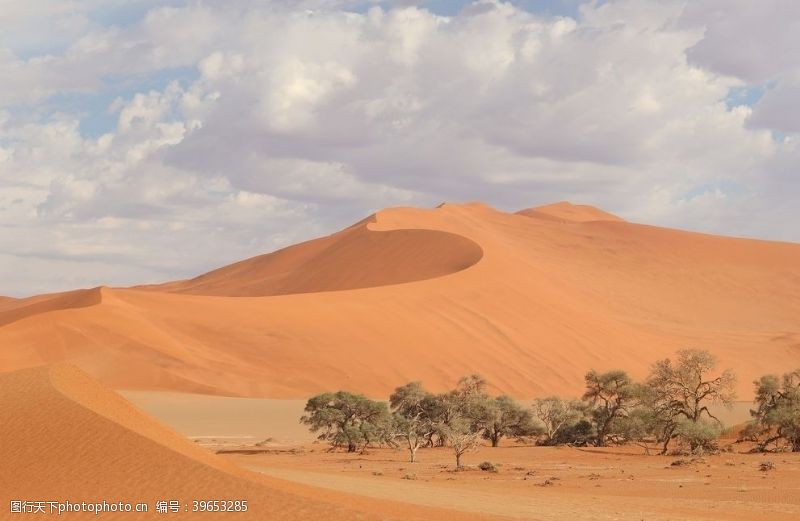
top-left (0, 365), bottom-right (491, 521)
top-left (1, 202), bottom-right (799, 399)
top-left (144, 220), bottom-right (483, 296)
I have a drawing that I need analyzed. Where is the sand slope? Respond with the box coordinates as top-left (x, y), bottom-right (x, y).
top-left (0, 202), bottom-right (799, 399)
top-left (144, 219), bottom-right (483, 297)
top-left (0, 365), bottom-right (491, 520)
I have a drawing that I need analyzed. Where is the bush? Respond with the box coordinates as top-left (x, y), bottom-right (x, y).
top-left (675, 418), bottom-right (722, 454)
top-left (478, 461), bottom-right (498, 472)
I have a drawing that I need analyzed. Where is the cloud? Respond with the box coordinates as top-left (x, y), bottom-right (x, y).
top-left (0, 0), bottom-right (798, 295)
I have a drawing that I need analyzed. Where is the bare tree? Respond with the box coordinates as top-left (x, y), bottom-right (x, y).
top-left (443, 418), bottom-right (480, 468)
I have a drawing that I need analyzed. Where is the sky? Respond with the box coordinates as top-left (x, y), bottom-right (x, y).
top-left (1, 0), bottom-right (798, 296)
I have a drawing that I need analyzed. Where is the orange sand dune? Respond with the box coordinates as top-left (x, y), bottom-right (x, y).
top-left (0, 202), bottom-right (799, 399)
top-left (519, 201), bottom-right (626, 222)
top-left (0, 365), bottom-right (492, 521)
top-left (143, 219), bottom-right (483, 296)
top-left (0, 287), bottom-right (102, 327)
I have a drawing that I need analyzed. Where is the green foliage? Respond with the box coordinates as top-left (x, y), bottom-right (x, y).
top-left (747, 370), bottom-right (800, 452)
top-left (582, 369), bottom-right (638, 447)
top-left (645, 348), bottom-right (736, 454)
top-left (476, 395), bottom-right (538, 447)
top-left (674, 418), bottom-right (722, 454)
top-left (614, 406), bottom-right (659, 454)
top-left (300, 391), bottom-right (391, 452)
top-left (389, 382), bottom-right (436, 462)
top-left (532, 397), bottom-right (586, 445)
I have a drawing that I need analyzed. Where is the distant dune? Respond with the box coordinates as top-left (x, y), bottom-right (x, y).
top-left (1, 202), bottom-right (799, 399)
top-left (0, 365), bottom-right (488, 520)
top-left (517, 201), bottom-right (626, 223)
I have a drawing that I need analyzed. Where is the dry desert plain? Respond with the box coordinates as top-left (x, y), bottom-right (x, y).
top-left (2, 201), bottom-right (800, 519)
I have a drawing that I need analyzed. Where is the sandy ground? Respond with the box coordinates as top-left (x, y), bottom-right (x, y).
top-left (121, 391), bottom-right (313, 444)
top-left (224, 442), bottom-right (800, 521)
top-left (123, 391), bottom-right (792, 520)
top-left (1, 366), bottom-right (795, 521)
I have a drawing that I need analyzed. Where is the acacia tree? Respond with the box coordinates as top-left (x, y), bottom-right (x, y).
top-left (478, 395), bottom-right (538, 447)
top-left (583, 369), bottom-right (637, 447)
top-left (443, 417), bottom-right (480, 468)
top-left (532, 396), bottom-right (583, 444)
top-left (745, 370), bottom-right (800, 452)
top-left (390, 382), bottom-right (434, 462)
top-left (645, 349), bottom-right (736, 454)
top-left (300, 391), bottom-right (391, 452)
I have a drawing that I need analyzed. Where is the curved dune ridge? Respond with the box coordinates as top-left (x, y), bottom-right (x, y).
top-left (0, 365), bottom-right (488, 521)
top-left (0, 202), bottom-right (799, 399)
top-left (144, 216), bottom-right (484, 296)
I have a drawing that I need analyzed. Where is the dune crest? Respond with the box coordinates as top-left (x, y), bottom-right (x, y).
top-left (518, 201), bottom-right (625, 222)
top-left (0, 287), bottom-right (106, 328)
top-left (144, 219), bottom-right (483, 297)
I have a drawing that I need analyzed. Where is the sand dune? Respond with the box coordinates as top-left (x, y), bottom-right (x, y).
top-left (0, 202), bottom-right (799, 399)
top-left (0, 287), bottom-right (103, 328)
top-left (0, 365), bottom-right (491, 520)
top-left (518, 201), bottom-right (626, 222)
top-left (144, 219), bottom-right (483, 297)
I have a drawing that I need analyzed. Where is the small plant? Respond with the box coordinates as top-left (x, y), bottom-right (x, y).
top-left (759, 461), bottom-right (775, 472)
top-left (402, 473), bottom-right (417, 480)
top-left (478, 461), bottom-right (498, 472)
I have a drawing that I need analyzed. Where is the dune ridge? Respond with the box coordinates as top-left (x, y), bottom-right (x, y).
top-left (518, 201), bottom-right (626, 222)
top-left (0, 202), bottom-right (799, 399)
top-left (143, 218), bottom-right (483, 297)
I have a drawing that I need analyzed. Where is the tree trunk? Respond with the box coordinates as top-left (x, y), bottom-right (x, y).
top-left (455, 452), bottom-right (462, 468)
top-left (659, 436), bottom-right (670, 455)
top-left (491, 433), bottom-right (500, 447)
top-left (410, 447), bottom-right (417, 463)
top-left (596, 431), bottom-right (606, 447)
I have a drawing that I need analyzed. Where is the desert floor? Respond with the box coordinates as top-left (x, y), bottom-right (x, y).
top-left (124, 392), bottom-right (800, 521)
top-left (225, 444), bottom-right (800, 521)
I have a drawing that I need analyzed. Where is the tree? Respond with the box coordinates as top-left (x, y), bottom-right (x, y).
top-left (615, 406), bottom-right (659, 455)
top-left (583, 369), bottom-right (638, 447)
top-left (300, 391), bottom-right (391, 452)
top-left (532, 396), bottom-right (583, 444)
top-left (443, 417), bottom-right (480, 468)
top-left (645, 349), bottom-right (736, 454)
top-left (746, 370), bottom-right (800, 452)
top-left (478, 395), bottom-right (538, 447)
top-left (390, 382), bottom-right (434, 462)
top-left (455, 374), bottom-right (488, 399)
